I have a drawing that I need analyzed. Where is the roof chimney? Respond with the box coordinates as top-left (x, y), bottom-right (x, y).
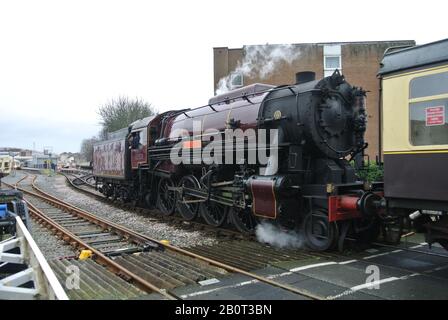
top-left (295, 71), bottom-right (316, 84)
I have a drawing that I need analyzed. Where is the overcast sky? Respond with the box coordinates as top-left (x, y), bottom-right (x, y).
top-left (0, 0), bottom-right (446, 153)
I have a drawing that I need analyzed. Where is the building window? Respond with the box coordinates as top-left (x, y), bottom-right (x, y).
top-left (230, 72), bottom-right (243, 88)
top-left (409, 71), bottom-right (448, 146)
top-left (324, 56), bottom-right (341, 69)
top-left (323, 44), bottom-right (342, 77)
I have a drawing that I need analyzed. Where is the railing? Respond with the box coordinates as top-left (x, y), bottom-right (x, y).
top-left (0, 216), bottom-right (68, 300)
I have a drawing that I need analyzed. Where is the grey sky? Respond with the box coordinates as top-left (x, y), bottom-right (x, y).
top-left (0, 0), bottom-right (446, 153)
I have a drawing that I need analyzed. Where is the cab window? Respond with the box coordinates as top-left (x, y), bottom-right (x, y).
top-left (409, 71), bottom-right (448, 146)
top-left (130, 128), bottom-right (147, 149)
top-left (140, 128), bottom-right (147, 146)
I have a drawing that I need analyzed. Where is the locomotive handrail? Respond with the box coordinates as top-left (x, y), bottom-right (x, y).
top-left (242, 94), bottom-right (254, 104)
top-left (181, 85), bottom-right (297, 118)
top-left (207, 104), bottom-right (217, 111)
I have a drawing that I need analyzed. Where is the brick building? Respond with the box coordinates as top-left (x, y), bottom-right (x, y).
top-left (213, 40), bottom-right (415, 160)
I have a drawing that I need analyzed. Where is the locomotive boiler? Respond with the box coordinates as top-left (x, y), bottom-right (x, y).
top-left (94, 70), bottom-right (385, 251)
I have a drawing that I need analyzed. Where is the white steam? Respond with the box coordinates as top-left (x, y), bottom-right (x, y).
top-left (255, 222), bottom-right (304, 249)
top-left (215, 44), bottom-right (301, 95)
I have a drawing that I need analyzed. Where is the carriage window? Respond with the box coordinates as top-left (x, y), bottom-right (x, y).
top-left (410, 72), bottom-right (448, 98)
top-left (410, 98), bottom-right (448, 145)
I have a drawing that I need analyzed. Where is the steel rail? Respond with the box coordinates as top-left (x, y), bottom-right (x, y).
top-left (3, 177), bottom-right (177, 300)
top-left (13, 176), bottom-right (162, 250)
top-left (33, 171), bottom-right (448, 296)
top-left (28, 176), bottom-right (324, 300)
top-left (6, 173), bottom-right (325, 300)
top-left (25, 201), bottom-right (177, 300)
top-left (160, 241), bottom-right (324, 300)
top-left (60, 172), bottom-right (249, 240)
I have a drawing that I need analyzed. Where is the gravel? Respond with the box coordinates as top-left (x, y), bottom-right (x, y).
top-left (35, 173), bottom-right (217, 248)
top-left (1, 171), bottom-right (77, 259)
top-left (28, 219), bottom-right (78, 259)
top-left (1, 170), bottom-right (26, 186)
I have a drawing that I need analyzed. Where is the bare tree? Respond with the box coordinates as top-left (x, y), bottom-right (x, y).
top-left (79, 97), bottom-right (154, 161)
top-left (80, 136), bottom-right (99, 162)
top-left (98, 96), bottom-right (156, 135)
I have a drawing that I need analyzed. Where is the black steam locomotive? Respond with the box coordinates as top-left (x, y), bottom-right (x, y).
top-left (94, 71), bottom-right (386, 251)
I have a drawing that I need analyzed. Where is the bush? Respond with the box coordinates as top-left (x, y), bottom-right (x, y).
top-left (356, 161), bottom-right (384, 182)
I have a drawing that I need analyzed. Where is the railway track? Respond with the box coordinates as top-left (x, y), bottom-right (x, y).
top-left (54, 171), bottom-right (448, 278)
top-left (2, 173), bottom-right (327, 300)
top-left (8, 171), bottom-right (448, 299)
top-left (60, 171), bottom-right (252, 241)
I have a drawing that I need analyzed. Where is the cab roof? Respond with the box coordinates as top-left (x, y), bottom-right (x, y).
top-left (130, 115), bottom-right (156, 131)
top-left (379, 38), bottom-right (448, 76)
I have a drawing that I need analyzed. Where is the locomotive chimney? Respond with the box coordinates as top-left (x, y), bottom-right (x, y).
top-left (295, 71), bottom-right (316, 84)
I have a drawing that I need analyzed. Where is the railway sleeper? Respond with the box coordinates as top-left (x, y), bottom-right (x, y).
top-left (83, 235), bottom-right (123, 245)
top-left (59, 221), bottom-right (92, 227)
top-left (52, 217), bottom-right (81, 221)
top-left (142, 251), bottom-right (219, 278)
top-left (134, 253), bottom-right (212, 283)
top-left (77, 232), bottom-right (112, 238)
top-left (100, 245), bottom-right (143, 256)
top-left (190, 244), bottom-right (272, 266)
top-left (51, 259), bottom-right (144, 300)
top-left (122, 254), bottom-right (197, 286)
top-left (113, 256), bottom-right (180, 289)
top-left (185, 247), bottom-right (262, 271)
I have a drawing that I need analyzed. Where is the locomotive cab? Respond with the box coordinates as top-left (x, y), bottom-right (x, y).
top-left (128, 116), bottom-right (152, 169)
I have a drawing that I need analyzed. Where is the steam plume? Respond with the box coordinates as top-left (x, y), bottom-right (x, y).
top-left (216, 44), bottom-right (301, 95)
top-left (255, 222), bottom-right (304, 249)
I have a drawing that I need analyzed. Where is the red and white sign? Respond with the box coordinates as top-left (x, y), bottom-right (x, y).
top-left (426, 106), bottom-right (445, 126)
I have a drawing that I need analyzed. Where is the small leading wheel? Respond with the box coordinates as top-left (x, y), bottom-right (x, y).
top-left (229, 208), bottom-right (258, 234)
top-left (176, 175), bottom-right (200, 221)
top-left (303, 211), bottom-right (337, 251)
top-left (156, 178), bottom-right (176, 215)
top-left (200, 201), bottom-right (229, 227)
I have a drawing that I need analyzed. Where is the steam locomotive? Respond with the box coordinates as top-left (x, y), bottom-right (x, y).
top-left (93, 70), bottom-right (386, 251)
